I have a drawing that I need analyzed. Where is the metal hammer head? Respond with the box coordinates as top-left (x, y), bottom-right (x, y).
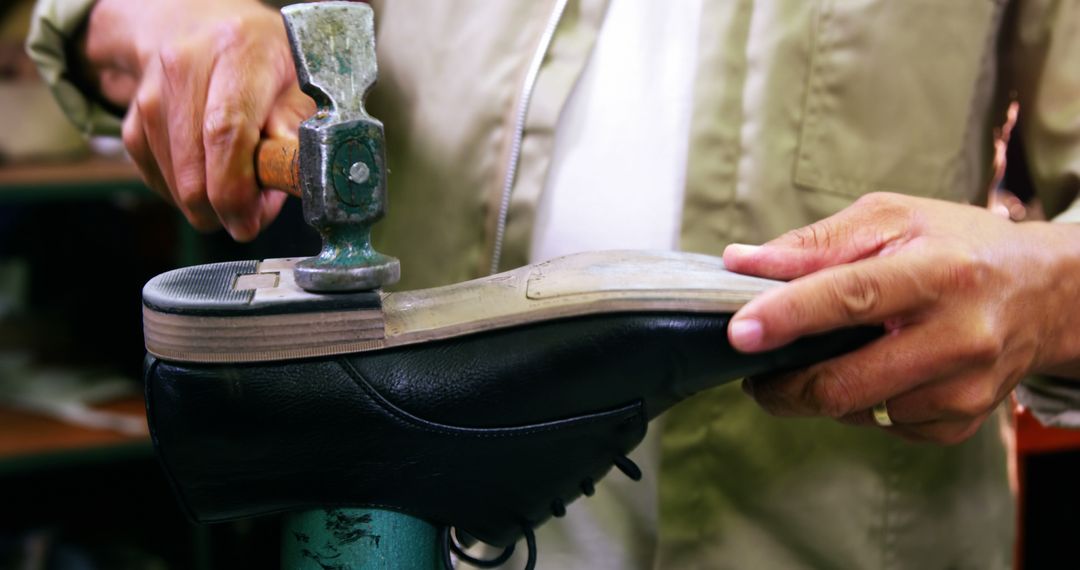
top-left (282, 2), bottom-right (400, 292)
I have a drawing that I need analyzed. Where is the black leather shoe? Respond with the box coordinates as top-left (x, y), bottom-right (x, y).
top-left (142, 251), bottom-right (876, 556)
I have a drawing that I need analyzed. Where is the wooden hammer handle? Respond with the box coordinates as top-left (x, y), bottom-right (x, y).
top-left (255, 138), bottom-right (301, 198)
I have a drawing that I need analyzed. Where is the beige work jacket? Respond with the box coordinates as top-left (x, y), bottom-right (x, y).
top-left (30, 0), bottom-right (1080, 568)
top-left (362, 5), bottom-right (1071, 566)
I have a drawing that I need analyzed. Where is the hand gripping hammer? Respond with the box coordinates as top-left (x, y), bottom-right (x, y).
top-left (255, 2), bottom-right (400, 293)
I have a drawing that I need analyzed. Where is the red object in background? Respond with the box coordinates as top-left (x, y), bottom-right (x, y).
top-left (1014, 403), bottom-right (1080, 569)
top-left (1016, 405), bottom-right (1080, 456)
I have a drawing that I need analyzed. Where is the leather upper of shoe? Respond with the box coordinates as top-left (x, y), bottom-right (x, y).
top-left (145, 312), bottom-right (876, 547)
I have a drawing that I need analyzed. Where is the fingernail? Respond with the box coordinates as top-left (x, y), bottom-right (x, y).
top-left (225, 217), bottom-right (258, 242)
top-left (724, 243), bottom-right (761, 258)
top-left (729, 318), bottom-right (763, 351)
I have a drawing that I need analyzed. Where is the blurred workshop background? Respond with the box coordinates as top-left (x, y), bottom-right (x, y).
top-left (0, 1), bottom-right (321, 567)
top-left (0, 0), bottom-right (1077, 568)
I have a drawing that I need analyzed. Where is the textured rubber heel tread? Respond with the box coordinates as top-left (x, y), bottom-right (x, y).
top-left (143, 260), bottom-right (258, 314)
top-left (143, 260), bottom-right (381, 317)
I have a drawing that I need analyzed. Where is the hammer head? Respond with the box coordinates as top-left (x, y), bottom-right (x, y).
top-left (282, 2), bottom-right (400, 292)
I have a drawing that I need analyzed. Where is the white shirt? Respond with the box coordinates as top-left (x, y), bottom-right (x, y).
top-left (529, 0), bottom-right (702, 263)
top-left (522, 1), bottom-right (703, 568)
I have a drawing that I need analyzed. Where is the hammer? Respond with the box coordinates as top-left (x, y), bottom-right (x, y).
top-left (253, 2), bottom-right (400, 293)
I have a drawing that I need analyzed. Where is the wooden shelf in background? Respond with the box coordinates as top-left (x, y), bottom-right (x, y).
top-left (0, 395), bottom-right (152, 475)
top-left (0, 155), bottom-right (150, 199)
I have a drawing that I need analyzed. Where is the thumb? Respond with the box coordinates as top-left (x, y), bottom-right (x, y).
top-left (265, 87), bottom-right (314, 140)
top-left (253, 89), bottom-right (309, 232)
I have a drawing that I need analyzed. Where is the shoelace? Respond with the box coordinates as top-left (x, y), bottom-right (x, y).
top-left (441, 525), bottom-right (535, 570)
top-left (440, 454), bottom-right (641, 570)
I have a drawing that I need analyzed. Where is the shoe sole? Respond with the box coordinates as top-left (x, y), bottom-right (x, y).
top-left (143, 250), bottom-right (781, 363)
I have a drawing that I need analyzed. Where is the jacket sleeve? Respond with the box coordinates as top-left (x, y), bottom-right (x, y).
top-left (1008, 0), bottom-right (1080, 223)
top-left (25, 0), bottom-right (124, 137)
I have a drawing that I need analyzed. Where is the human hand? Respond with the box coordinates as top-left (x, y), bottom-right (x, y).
top-left (84, 0), bottom-right (315, 240)
top-left (723, 192), bottom-right (1080, 443)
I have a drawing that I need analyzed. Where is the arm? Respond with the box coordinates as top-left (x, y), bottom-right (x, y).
top-left (29, 0), bottom-right (313, 240)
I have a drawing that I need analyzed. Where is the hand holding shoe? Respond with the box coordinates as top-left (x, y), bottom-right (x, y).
top-left (724, 192), bottom-right (1080, 444)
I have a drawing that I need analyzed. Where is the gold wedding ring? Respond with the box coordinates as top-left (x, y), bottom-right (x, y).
top-left (872, 401), bottom-right (894, 427)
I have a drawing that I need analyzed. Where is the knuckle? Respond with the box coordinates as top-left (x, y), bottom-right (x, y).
top-left (831, 272), bottom-right (882, 321)
top-left (854, 192), bottom-right (914, 226)
top-left (937, 250), bottom-right (983, 291)
top-left (854, 192), bottom-right (889, 209)
top-left (178, 187), bottom-right (209, 214)
top-left (787, 221), bottom-right (835, 251)
top-left (950, 382), bottom-right (999, 419)
top-left (807, 369), bottom-right (857, 419)
top-left (213, 18), bottom-right (252, 51)
top-left (970, 337), bottom-right (1003, 363)
top-left (746, 376), bottom-right (780, 408)
top-left (918, 396), bottom-right (950, 420)
top-left (201, 102), bottom-right (255, 151)
top-left (202, 106), bottom-right (252, 149)
top-left (960, 324), bottom-right (1004, 363)
top-left (121, 117), bottom-right (143, 154)
top-left (175, 177), bottom-right (206, 207)
top-left (174, 163), bottom-right (207, 197)
top-left (157, 45), bottom-right (186, 77)
top-left (746, 375), bottom-right (798, 417)
top-left (134, 89), bottom-right (161, 121)
top-left (157, 42), bottom-right (197, 87)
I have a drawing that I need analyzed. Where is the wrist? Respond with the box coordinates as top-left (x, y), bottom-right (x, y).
top-left (1026, 221), bottom-right (1080, 378)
